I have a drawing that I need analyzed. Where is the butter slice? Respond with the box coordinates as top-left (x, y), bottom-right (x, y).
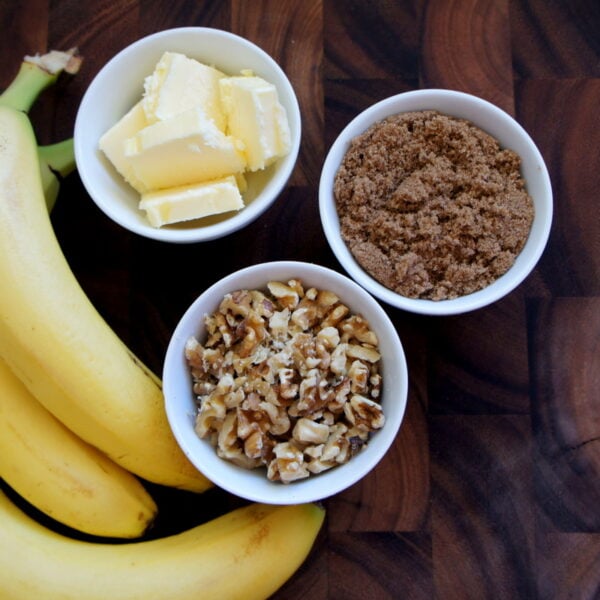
top-left (124, 107), bottom-right (246, 191)
top-left (219, 75), bottom-right (291, 171)
top-left (143, 51), bottom-right (226, 130)
top-left (139, 175), bottom-right (243, 228)
top-left (98, 101), bottom-right (149, 193)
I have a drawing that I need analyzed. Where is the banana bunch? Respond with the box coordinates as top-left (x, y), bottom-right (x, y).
top-left (0, 50), bottom-right (324, 598)
top-left (0, 49), bottom-right (159, 539)
top-left (0, 50), bottom-right (212, 492)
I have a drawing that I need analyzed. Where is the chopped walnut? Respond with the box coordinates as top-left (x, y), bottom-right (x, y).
top-left (347, 344), bottom-right (380, 363)
top-left (344, 395), bottom-right (386, 430)
top-left (186, 279), bottom-right (386, 483)
top-left (340, 315), bottom-right (379, 346)
top-left (348, 359), bottom-right (370, 394)
top-left (267, 281), bottom-right (300, 309)
top-left (268, 442), bottom-right (310, 483)
top-left (317, 326), bottom-right (340, 349)
top-left (293, 417), bottom-right (330, 444)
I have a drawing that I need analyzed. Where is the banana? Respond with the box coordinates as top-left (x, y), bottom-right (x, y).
top-left (0, 356), bottom-right (157, 538)
top-left (0, 85), bottom-right (211, 491)
top-left (0, 487), bottom-right (324, 600)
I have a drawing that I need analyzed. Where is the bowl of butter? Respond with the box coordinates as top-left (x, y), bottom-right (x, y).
top-left (74, 27), bottom-right (301, 243)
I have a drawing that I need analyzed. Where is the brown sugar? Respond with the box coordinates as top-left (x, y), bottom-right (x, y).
top-left (333, 110), bottom-right (535, 300)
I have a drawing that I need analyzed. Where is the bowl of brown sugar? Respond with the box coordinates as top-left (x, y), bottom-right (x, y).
top-left (319, 89), bottom-right (553, 315)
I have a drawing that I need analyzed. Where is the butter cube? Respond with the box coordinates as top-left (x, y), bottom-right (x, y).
top-left (124, 107), bottom-right (247, 191)
top-left (139, 175), bottom-right (244, 228)
top-left (219, 75), bottom-right (291, 171)
top-left (143, 51), bottom-right (226, 130)
top-left (98, 101), bottom-right (149, 193)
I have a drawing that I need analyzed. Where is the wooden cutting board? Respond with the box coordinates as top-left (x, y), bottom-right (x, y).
top-left (1, 1), bottom-right (598, 598)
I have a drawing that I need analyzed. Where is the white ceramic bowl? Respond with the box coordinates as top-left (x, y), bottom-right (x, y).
top-left (74, 27), bottom-right (301, 243)
top-left (163, 261), bottom-right (408, 504)
top-left (319, 89), bottom-right (553, 315)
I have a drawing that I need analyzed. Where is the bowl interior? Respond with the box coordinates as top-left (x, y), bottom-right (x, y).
top-left (319, 89), bottom-right (553, 315)
top-left (163, 261), bottom-right (408, 504)
top-left (74, 27), bottom-right (301, 243)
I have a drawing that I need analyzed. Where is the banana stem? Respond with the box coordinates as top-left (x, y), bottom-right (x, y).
top-left (38, 138), bottom-right (75, 178)
top-left (0, 49), bottom-right (81, 112)
top-left (1, 49), bottom-right (81, 208)
top-left (38, 139), bottom-right (76, 212)
top-left (0, 63), bottom-right (57, 112)
top-left (39, 162), bottom-right (60, 212)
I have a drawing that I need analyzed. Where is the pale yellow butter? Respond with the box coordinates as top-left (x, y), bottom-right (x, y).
top-left (98, 101), bottom-right (149, 193)
top-left (124, 107), bottom-right (246, 191)
top-left (99, 52), bottom-right (292, 228)
top-left (219, 75), bottom-right (291, 171)
top-left (143, 52), bottom-right (226, 130)
top-left (139, 175), bottom-right (244, 228)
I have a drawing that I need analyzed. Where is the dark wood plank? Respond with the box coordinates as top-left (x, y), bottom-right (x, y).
top-left (324, 0), bottom-right (422, 80)
top-left (537, 533), bottom-right (600, 600)
top-left (529, 297), bottom-right (600, 532)
top-left (328, 532), bottom-right (433, 600)
top-left (516, 79), bottom-right (600, 297)
top-left (139, 0), bottom-right (230, 33)
top-left (421, 0), bottom-right (514, 113)
top-left (0, 0), bottom-right (48, 89)
top-left (510, 0), bottom-right (600, 78)
top-left (428, 295), bottom-right (531, 415)
top-left (431, 415), bottom-right (536, 600)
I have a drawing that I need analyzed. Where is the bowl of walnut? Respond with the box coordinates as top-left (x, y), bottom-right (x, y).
top-left (319, 89), bottom-right (553, 315)
top-left (163, 261), bottom-right (408, 504)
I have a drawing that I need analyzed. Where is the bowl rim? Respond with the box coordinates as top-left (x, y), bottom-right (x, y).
top-left (163, 260), bottom-right (409, 504)
top-left (74, 26), bottom-right (301, 244)
top-left (319, 88), bottom-right (553, 315)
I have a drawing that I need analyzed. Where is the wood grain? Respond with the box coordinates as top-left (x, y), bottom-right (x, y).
top-left (421, 0), bottom-right (514, 112)
top-left (431, 415), bottom-right (535, 599)
top-left (510, 0), bottom-right (600, 78)
top-left (516, 79), bottom-right (600, 297)
top-left (324, 0), bottom-right (422, 80)
top-left (529, 298), bottom-right (600, 531)
top-left (0, 1), bottom-right (599, 598)
top-left (428, 296), bottom-right (531, 415)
